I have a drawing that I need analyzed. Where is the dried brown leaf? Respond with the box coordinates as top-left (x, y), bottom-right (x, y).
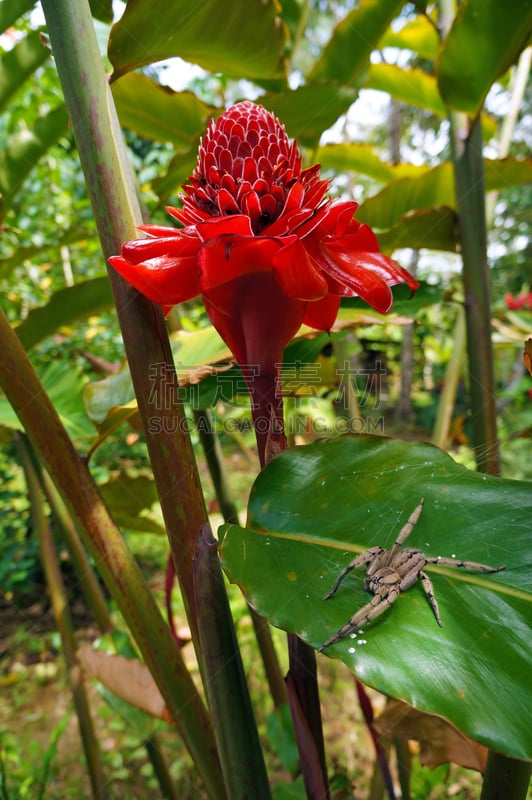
top-left (77, 643), bottom-right (170, 722)
top-left (374, 698), bottom-right (487, 772)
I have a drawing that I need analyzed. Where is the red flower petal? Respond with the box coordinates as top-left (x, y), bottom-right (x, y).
top-left (273, 238), bottom-right (328, 300)
top-left (196, 215), bottom-right (254, 241)
top-left (109, 254), bottom-right (200, 305)
top-left (303, 294), bottom-right (341, 331)
top-left (198, 235), bottom-right (290, 292)
top-left (122, 234), bottom-right (198, 264)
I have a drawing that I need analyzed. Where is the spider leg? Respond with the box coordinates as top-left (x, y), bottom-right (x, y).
top-left (323, 547), bottom-right (384, 600)
top-left (425, 557), bottom-right (505, 573)
top-left (319, 589), bottom-right (398, 651)
top-left (419, 570), bottom-right (443, 626)
top-left (391, 498), bottom-right (425, 554)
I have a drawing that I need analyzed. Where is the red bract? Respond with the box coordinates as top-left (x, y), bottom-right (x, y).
top-left (110, 101), bottom-right (418, 460)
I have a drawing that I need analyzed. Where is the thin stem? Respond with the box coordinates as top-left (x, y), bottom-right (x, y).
top-left (41, 3), bottom-right (270, 794)
top-left (251, 375), bottom-right (329, 796)
top-left (40, 466), bottom-right (112, 633)
top-left (450, 114), bottom-right (500, 474)
top-left (432, 306), bottom-right (466, 449)
top-left (17, 434), bottom-right (109, 799)
top-left (194, 407), bottom-right (287, 708)
top-left (479, 751), bottom-right (531, 800)
top-left (0, 307), bottom-right (224, 800)
top-left (439, 0), bottom-right (500, 475)
top-left (194, 524), bottom-right (272, 799)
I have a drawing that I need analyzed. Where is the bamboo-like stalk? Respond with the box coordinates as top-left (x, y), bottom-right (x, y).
top-left (194, 407), bottom-right (288, 708)
top-left (40, 2), bottom-right (271, 795)
top-left (450, 114), bottom-right (500, 475)
top-left (0, 308), bottom-right (224, 799)
top-left (40, 467), bottom-right (112, 633)
top-left (40, 461), bottom-right (178, 800)
top-left (479, 751), bottom-right (531, 800)
top-left (432, 307), bottom-right (466, 450)
top-left (17, 434), bottom-right (109, 799)
top-left (194, 525), bottom-right (272, 799)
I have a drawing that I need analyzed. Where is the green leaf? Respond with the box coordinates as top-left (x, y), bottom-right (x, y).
top-left (219, 436), bottom-right (531, 759)
top-left (0, 360), bottom-right (94, 442)
top-left (365, 63), bottom-right (447, 118)
top-left (0, 103), bottom-right (69, 214)
top-left (14, 277), bottom-right (114, 350)
top-left (108, 0), bottom-right (287, 82)
top-left (309, 0), bottom-right (404, 83)
top-left (316, 142), bottom-right (427, 184)
top-left (0, 0), bottom-right (37, 34)
top-left (437, 0), bottom-right (532, 116)
top-left (377, 207), bottom-right (459, 253)
top-left (98, 473), bottom-right (165, 535)
top-left (379, 15), bottom-right (440, 60)
top-left (88, 0), bottom-right (112, 24)
top-left (83, 326), bottom-right (232, 425)
top-left (152, 149), bottom-right (197, 204)
top-left (112, 73), bottom-right (215, 150)
top-left (261, 83), bottom-right (358, 148)
top-left (0, 30), bottom-right (50, 113)
top-left (358, 158), bottom-right (532, 230)
top-left (0, 227), bottom-right (95, 280)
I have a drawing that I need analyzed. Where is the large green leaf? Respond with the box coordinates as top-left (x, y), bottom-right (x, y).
top-left (108, 0), bottom-right (287, 82)
top-left (0, 360), bottom-right (94, 442)
top-left (358, 158), bottom-right (532, 230)
top-left (309, 0), bottom-right (403, 83)
top-left (112, 73), bottom-right (215, 150)
top-left (0, 226), bottom-right (95, 280)
top-left (14, 276), bottom-right (113, 350)
top-left (437, 0), bottom-right (532, 116)
top-left (377, 207), bottom-right (459, 253)
top-left (261, 83), bottom-right (359, 148)
top-left (219, 436), bottom-right (531, 759)
top-left (316, 143), bottom-right (427, 183)
top-left (0, 103), bottom-right (69, 214)
top-left (0, 29), bottom-right (49, 112)
top-left (365, 63), bottom-right (447, 118)
top-left (379, 15), bottom-right (439, 60)
top-left (0, 0), bottom-right (37, 36)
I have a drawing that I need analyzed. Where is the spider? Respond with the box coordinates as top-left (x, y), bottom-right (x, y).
top-left (319, 498), bottom-right (505, 651)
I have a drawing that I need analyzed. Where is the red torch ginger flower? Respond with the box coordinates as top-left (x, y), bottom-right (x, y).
top-left (110, 101), bottom-right (418, 461)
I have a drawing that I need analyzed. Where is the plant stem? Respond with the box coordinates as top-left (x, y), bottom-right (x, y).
top-left (41, 3), bottom-right (270, 793)
top-left (439, 0), bottom-right (499, 475)
top-left (40, 465), bottom-right (112, 633)
top-left (17, 434), bottom-right (109, 799)
top-left (194, 524), bottom-right (272, 799)
top-left (450, 113), bottom-right (500, 475)
top-left (432, 306), bottom-right (466, 449)
top-left (479, 751), bottom-right (531, 800)
top-left (286, 638), bottom-right (330, 799)
top-left (194, 407), bottom-right (287, 708)
top-left (0, 307), bottom-right (224, 799)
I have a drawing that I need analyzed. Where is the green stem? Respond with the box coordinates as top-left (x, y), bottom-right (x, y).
top-left (41, 3), bottom-right (270, 794)
top-left (450, 114), bottom-right (500, 475)
top-left (41, 461), bottom-right (177, 800)
top-left (439, 0), bottom-right (499, 475)
top-left (0, 307), bottom-right (224, 800)
top-left (40, 466), bottom-right (112, 633)
top-left (193, 408), bottom-right (240, 524)
top-left (144, 737), bottom-right (181, 800)
top-left (432, 306), bottom-right (466, 449)
top-left (194, 524), bottom-right (272, 799)
top-left (479, 751), bottom-right (531, 800)
top-left (194, 407), bottom-right (287, 708)
top-left (17, 434), bottom-right (109, 799)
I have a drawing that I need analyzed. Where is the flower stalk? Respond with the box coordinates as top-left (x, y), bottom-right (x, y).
top-left (40, 1), bottom-right (271, 795)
